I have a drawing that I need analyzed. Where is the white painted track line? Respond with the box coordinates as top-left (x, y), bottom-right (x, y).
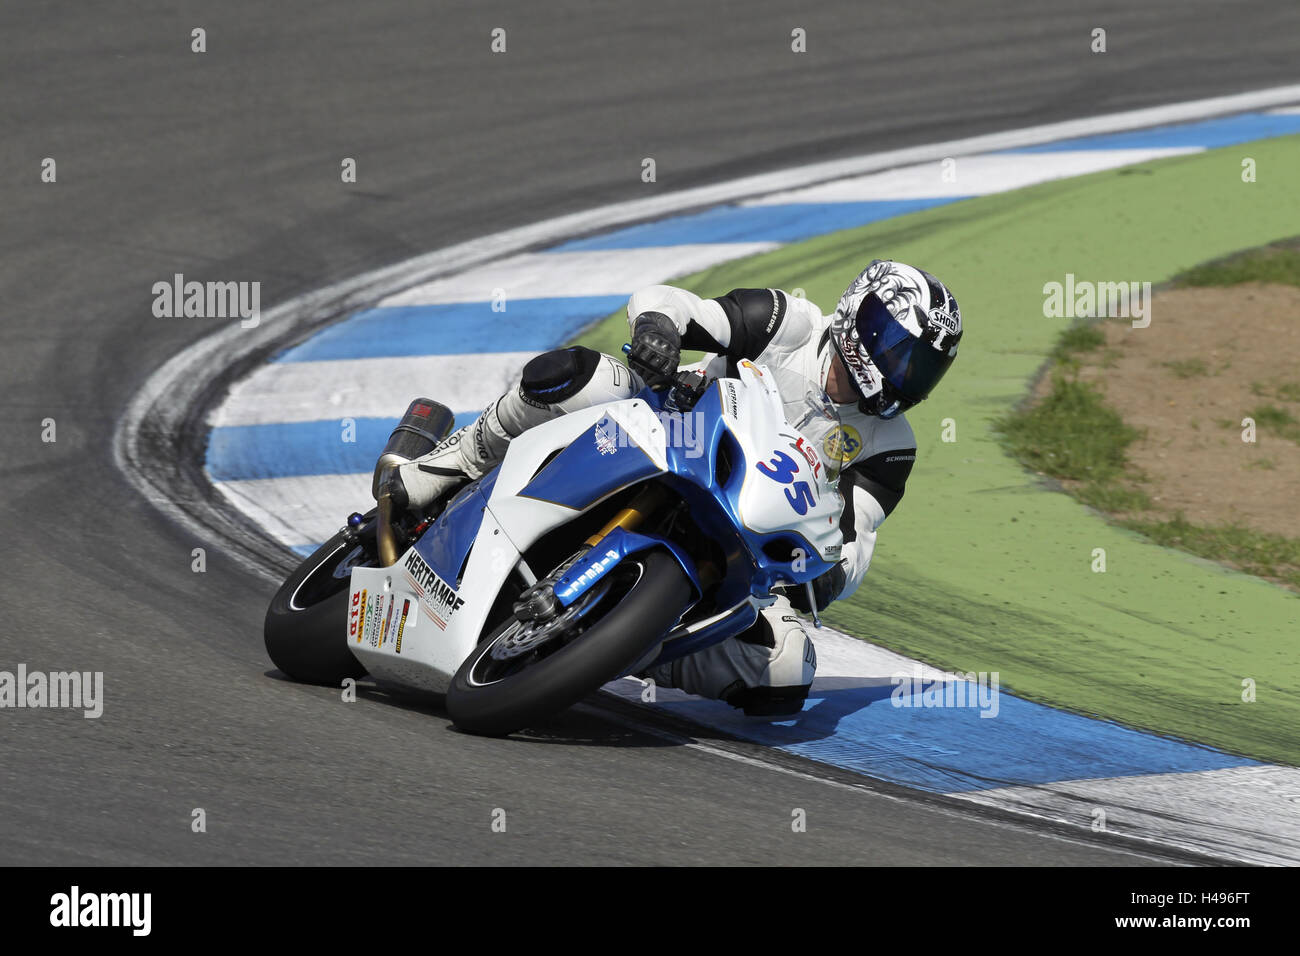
top-left (210, 353), bottom-right (533, 427)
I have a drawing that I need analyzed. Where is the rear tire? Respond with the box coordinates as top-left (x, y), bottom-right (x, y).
top-left (264, 522), bottom-right (372, 685)
top-left (446, 550), bottom-right (692, 736)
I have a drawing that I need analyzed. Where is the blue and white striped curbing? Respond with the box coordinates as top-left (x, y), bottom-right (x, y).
top-left (205, 97), bottom-right (1300, 863)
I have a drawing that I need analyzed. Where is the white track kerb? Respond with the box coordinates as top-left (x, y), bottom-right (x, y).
top-left (118, 85), bottom-right (1300, 864)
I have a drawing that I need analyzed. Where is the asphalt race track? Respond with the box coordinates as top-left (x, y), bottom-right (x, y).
top-left (2, 1), bottom-right (1298, 865)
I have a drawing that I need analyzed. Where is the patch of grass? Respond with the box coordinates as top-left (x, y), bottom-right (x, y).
top-left (1049, 324), bottom-right (1105, 365)
top-left (1277, 382), bottom-right (1300, 403)
top-left (1251, 404), bottom-right (1297, 426)
top-left (1077, 481), bottom-right (1152, 512)
top-left (1251, 380), bottom-right (1300, 403)
top-left (1163, 358), bottom-right (1209, 379)
top-left (1122, 513), bottom-right (1300, 590)
top-left (996, 373), bottom-right (1142, 485)
top-left (1176, 243), bottom-right (1300, 288)
top-left (1249, 404), bottom-right (1300, 443)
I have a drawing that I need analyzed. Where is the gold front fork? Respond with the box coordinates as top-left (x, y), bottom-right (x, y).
top-left (584, 484), bottom-right (667, 547)
top-left (583, 484), bottom-right (720, 591)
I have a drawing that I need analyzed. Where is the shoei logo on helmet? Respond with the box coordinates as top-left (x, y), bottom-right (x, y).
top-left (927, 307), bottom-right (961, 357)
top-left (929, 307), bottom-right (959, 336)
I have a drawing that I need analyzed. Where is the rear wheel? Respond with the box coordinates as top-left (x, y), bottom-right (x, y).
top-left (264, 514), bottom-right (375, 685)
top-left (446, 549), bottom-right (692, 736)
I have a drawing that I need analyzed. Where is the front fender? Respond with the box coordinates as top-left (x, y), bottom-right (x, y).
top-left (552, 526), bottom-right (701, 608)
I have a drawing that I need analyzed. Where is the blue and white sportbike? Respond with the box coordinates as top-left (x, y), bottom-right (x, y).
top-left (264, 361), bottom-right (845, 736)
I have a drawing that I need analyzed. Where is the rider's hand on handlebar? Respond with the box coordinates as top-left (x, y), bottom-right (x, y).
top-left (627, 311), bottom-right (681, 389)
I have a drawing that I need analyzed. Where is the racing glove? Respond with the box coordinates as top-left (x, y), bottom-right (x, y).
top-left (786, 561), bottom-right (848, 614)
top-left (626, 311), bottom-right (681, 388)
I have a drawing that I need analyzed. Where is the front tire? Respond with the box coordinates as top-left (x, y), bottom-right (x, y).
top-left (446, 550), bottom-right (692, 736)
top-left (264, 520), bottom-right (373, 685)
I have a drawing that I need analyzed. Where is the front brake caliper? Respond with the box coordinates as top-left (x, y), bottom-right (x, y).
top-left (512, 585), bottom-right (559, 623)
top-left (511, 547), bottom-right (591, 622)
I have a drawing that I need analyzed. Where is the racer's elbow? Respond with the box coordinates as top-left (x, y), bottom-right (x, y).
top-left (627, 285), bottom-right (695, 336)
top-left (837, 530), bottom-right (876, 601)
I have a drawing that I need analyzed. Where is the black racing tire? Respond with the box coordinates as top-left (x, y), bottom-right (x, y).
top-left (264, 519), bottom-right (372, 685)
top-left (446, 549), bottom-right (692, 736)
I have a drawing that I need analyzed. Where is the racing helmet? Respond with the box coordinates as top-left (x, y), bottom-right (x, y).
top-left (829, 259), bottom-right (962, 419)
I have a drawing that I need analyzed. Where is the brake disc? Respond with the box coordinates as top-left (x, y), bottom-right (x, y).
top-left (488, 576), bottom-right (614, 661)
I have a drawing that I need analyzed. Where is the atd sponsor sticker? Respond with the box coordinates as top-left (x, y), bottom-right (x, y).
top-left (823, 424), bottom-right (861, 465)
top-left (351, 588), bottom-right (369, 643)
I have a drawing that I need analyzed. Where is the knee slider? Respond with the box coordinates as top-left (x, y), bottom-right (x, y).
top-left (723, 617), bottom-right (816, 717)
top-left (520, 347), bottom-right (602, 405)
top-left (722, 682), bottom-right (811, 717)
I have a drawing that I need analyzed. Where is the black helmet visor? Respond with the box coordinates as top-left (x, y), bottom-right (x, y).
top-left (854, 293), bottom-right (955, 404)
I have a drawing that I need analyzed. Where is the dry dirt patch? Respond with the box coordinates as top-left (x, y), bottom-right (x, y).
top-left (1070, 283), bottom-right (1300, 537)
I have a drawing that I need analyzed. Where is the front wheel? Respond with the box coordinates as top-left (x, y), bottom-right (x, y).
top-left (446, 549), bottom-right (692, 736)
top-left (264, 516), bottom-right (375, 685)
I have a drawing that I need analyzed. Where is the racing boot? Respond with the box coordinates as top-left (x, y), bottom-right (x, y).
top-left (383, 424), bottom-right (474, 517)
top-left (640, 599), bottom-right (817, 717)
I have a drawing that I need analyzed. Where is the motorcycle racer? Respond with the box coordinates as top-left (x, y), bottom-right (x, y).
top-left (384, 259), bottom-right (962, 716)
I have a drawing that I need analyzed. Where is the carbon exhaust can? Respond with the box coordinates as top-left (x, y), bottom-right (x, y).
top-left (371, 398), bottom-right (456, 498)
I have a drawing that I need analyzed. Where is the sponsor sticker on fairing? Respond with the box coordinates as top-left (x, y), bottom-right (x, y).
top-left (722, 380), bottom-right (740, 418)
top-left (783, 432), bottom-right (822, 479)
top-left (366, 594), bottom-right (387, 648)
top-left (353, 588), bottom-right (369, 643)
top-left (402, 551), bottom-right (466, 631)
top-left (594, 417), bottom-right (619, 456)
top-left (395, 599), bottom-right (411, 654)
top-left (378, 595), bottom-right (397, 648)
